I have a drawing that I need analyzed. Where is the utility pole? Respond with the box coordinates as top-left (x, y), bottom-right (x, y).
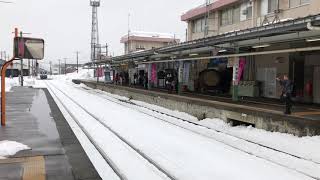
top-left (0, 51), bottom-right (4, 60)
top-left (49, 61), bottom-right (52, 75)
top-left (35, 59), bottom-right (38, 76)
top-left (20, 32), bottom-right (23, 86)
top-left (64, 58), bottom-right (67, 75)
top-left (105, 43), bottom-right (108, 57)
top-left (32, 59), bottom-right (35, 76)
top-left (10, 62), bottom-right (13, 78)
top-left (18, 31), bottom-right (31, 86)
top-left (58, 59), bottom-right (61, 75)
top-left (75, 51), bottom-right (80, 73)
top-left (28, 59), bottom-right (30, 77)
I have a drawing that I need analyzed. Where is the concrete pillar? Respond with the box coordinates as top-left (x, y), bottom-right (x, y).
top-left (178, 61), bottom-right (184, 94)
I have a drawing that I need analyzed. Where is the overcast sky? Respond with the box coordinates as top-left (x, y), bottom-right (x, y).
top-left (0, 0), bottom-right (204, 66)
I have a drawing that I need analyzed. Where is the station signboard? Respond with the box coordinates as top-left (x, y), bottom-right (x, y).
top-left (14, 37), bottom-right (45, 60)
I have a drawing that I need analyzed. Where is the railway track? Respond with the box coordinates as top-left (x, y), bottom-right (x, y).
top-left (75, 84), bottom-right (320, 180)
top-left (46, 81), bottom-right (177, 180)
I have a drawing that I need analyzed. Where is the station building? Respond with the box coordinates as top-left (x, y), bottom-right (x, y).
top-left (181, 0), bottom-right (320, 103)
top-left (121, 31), bottom-right (180, 54)
top-left (90, 0), bottom-right (320, 105)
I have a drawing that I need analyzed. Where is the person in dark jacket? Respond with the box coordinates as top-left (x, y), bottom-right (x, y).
top-left (276, 75), bottom-right (294, 114)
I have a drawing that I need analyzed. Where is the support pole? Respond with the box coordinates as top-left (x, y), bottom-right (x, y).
top-left (64, 58), bottom-right (67, 75)
top-left (96, 64), bottom-right (100, 83)
top-left (28, 59), bottom-right (30, 77)
top-left (148, 63), bottom-right (152, 90)
top-left (76, 51), bottom-right (79, 73)
top-left (1, 58), bottom-right (15, 126)
top-left (178, 61), bottom-right (183, 94)
top-left (20, 31), bottom-right (23, 86)
top-left (20, 59), bottom-right (23, 86)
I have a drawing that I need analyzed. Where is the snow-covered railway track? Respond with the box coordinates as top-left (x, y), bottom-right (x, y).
top-left (91, 88), bottom-right (320, 163)
top-left (78, 85), bottom-right (320, 180)
top-left (45, 81), bottom-right (176, 180)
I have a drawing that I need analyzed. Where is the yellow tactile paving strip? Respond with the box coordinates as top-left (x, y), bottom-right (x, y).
top-left (0, 156), bottom-right (46, 180)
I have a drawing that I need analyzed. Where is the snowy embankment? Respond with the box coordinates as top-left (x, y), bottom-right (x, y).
top-left (47, 79), bottom-right (318, 180)
top-left (0, 141), bottom-right (30, 159)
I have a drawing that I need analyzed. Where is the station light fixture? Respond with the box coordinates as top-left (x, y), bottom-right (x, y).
top-left (306, 38), bottom-right (320, 42)
top-left (189, 53), bottom-right (199, 56)
top-left (252, 44), bottom-right (270, 49)
top-left (218, 49), bottom-right (227, 53)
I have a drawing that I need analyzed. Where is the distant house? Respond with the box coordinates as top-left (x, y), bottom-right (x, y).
top-left (120, 31), bottom-right (180, 54)
top-left (6, 62), bottom-right (29, 77)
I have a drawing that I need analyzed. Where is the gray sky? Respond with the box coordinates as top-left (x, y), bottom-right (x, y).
top-left (0, 0), bottom-right (204, 65)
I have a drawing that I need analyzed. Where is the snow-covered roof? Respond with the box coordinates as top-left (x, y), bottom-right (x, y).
top-left (127, 31), bottom-right (175, 39)
top-left (121, 31), bottom-right (179, 43)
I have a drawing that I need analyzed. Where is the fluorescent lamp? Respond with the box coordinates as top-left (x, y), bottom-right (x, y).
top-left (189, 53), bottom-right (199, 56)
top-left (218, 49), bottom-right (227, 53)
top-left (252, 44), bottom-right (270, 48)
top-left (306, 38), bottom-right (320, 42)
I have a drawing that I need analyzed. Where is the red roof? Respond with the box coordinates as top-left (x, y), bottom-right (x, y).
top-left (181, 0), bottom-right (239, 21)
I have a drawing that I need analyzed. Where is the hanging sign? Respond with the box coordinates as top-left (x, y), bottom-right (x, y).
top-left (14, 37), bottom-right (45, 60)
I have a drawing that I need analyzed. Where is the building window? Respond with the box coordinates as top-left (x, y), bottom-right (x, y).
top-left (220, 5), bottom-right (240, 26)
top-left (136, 44), bottom-right (145, 50)
top-left (240, 1), bottom-right (253, 21)
top-left (192, 17), bottom-right (205, 33)
top-left (246, 4), bottom-right (253, 19)
top-left (233, 6), bottom-right (240, 23)
top-left (289, 0), bottom-right (310, 7)
top-left (268, 0), bottom-right (278, 13)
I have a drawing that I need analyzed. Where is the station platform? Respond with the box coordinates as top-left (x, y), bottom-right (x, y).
top-left (75, 79), bottom-right (320, 136)
top-left (0, 87), bottom-right (101, 180)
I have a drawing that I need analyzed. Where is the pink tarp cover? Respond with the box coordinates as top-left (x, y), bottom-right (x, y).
top-left (151, 64), bottom-right (157, 83)
top-left (237, 58), bottom-right (246, 82)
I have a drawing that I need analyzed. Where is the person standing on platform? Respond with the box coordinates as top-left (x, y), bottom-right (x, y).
top-left (276, 74), bottom-right (294, 115)
top-left (133, 73), bottom-right (137, 85)
top-left (115, 73), bottom-right (119, 85)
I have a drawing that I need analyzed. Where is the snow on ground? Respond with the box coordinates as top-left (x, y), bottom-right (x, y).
top-left (200, 118), bottom-right (320, 163)
top-left (83, 84), bottom-right (320, 164)
top-left (0, 78), bottom-right (19, 92)
top-left (47, 85), bottom-right (122, 180)
top-left (47, 81), bottom-right (172, 180)
top-left (53, 69), bottom-right (95, 82)
top-left (131, 95), bottom-right (320, 163)
top-left (0, 141), bottom-right (30, 159)
top-left (39, 70), bottom-right (320, 179)
top-left (81, 87), bottom-right (320, 178)
top-left (47, 80), bottom-right (317, 180)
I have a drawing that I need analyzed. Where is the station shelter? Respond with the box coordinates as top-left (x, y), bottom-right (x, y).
top-left (91, 15), bottom-right (320, 104)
